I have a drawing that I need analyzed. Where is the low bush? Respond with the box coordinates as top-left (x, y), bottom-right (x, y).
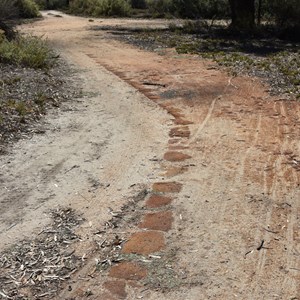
top-left (130, 0), bottom-right (146, 9)
top-left (199, 0), bottom-right (230, 19)
top-left (266, 0), bottom-right (300, 41)
top-left (34, 0), bottom-right (69, 9)
top-left (267, 0), bottom-right (300, 27)
top-left (145, 0), bottom-right (174, 17)
top-left (146, 0), bottom-right (229, 19)
top-left (0, 0), bottom-right (19, 20)
top-left (17, 0), bottom-right (41, 18)
top-left (0, 35), bottom-right (53, 69)
top-left (172, 0), bottom-right (200, 18)
top-left (69, 0), bottom-right (131, 17)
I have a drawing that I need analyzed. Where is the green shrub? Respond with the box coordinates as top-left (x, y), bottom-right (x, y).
top-left (198, 0), bottom-right (229, 19)
top-left (145, 0), bottom-right (174, 17)
top-left (0, 35), bottom-right (53, 68)
top-left (172, 0), bottom-right (200, 18)
top-left (267, 0), bottom-right (300, 27)
top-left (69, 0), bottom-right (131, 17)
top-left (33, 0), bottom-right (45, 9)
top-left (0, 0), bottom-right (19, 20)
top-left (130, 0), bottom-right (146, 9)
top-left (17, 0), bottom-right (41, 18)
top-left (261, 0), bottom-right (300, 40)
top-left (145, 0), bottom-right (229, 19)
top-left (94, 0), bottom-right (131, 16)
top-left (34, 0), bottom-right (69, 9)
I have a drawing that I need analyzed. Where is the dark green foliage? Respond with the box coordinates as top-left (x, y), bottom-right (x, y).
top-left (172, 0), bottom-right (200, 18)
top-left (0, 0), bottom-right (40, 19)
top-left (130, 0), bottom-right (146, 9)
top-left (259, 0), bottom-right (300, 41)
top-left (34, 0), bottom-right (69, 9)
top-left (0, 0), bottom-right (39, 40)
top-left (0, 0), bottom-right (19, 20)
top-left (145, 0), bottom-right (229, 19)
top-left (69, 0), bottom-right (131, 17)
top-left (199, 0), bottom-right (230, 19)
top-left (17, 0), bottom-right (41, 18)
top-left (229, 0), bottom-right (255, 30)
top-left (145, 0), bottom-right (174, 17)
top-left (268, 0), bottom-right (300, 27)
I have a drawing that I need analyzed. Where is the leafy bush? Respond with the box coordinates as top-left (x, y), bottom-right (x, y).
top-left (0, 35), bottom-right (53, 69)
top-left (145, 0), bottom-right (174, 17)
top-left (69, 0), bottom-right (131, 17)
top-left (0, 0), bottom-right (19, 20)
top-left (130, 0), bottom-right (146, 9)
top-left (267, 0), bottom-right (300, 26)
top-left (145, 0), bottom-right (229, 19)
top-left (172, 0), bottom-right (200, 18)
top-left (261, 0), bottom-right (300, 40)
top-left (17, 0), bottom-right (41, 18)
top-left (198, 0), bottom-right (229, 19)
top-left (34, 0), bottom-right (69, 9)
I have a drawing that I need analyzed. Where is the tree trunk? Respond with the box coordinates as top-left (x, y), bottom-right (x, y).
top-left (257, 0), bottom-right (262, 25)
top-left (229, 0), bottom-right (255, 30)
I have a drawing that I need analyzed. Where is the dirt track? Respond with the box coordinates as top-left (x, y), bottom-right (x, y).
top-left (1, 11), bottom-right (300, 299)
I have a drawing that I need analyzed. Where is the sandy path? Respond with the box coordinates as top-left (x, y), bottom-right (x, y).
top-left (0, 13), bottom-right (169, 250)
top-left (1, 11), bottom-right (300, 300)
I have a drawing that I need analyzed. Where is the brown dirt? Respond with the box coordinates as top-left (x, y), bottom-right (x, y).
top-left (0, 10), bottom-right (299, 300)
top-left (163, 166), bottom-right (189, 177)
top-left (168, 138), bottom-right (181, 144)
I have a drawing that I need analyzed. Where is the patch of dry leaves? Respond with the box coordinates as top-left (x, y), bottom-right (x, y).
top-left (0, 208), bottom-right (84, 300)
top-left (0, 60), bottom-right (80, 154)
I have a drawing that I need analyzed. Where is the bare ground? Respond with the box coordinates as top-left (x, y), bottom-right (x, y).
top-left (1, 11), bottom-right (300, 300)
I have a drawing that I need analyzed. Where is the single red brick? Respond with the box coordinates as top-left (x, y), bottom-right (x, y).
top-left (139, 211), bottom-right (173, 231)
top-left (152, 182), bottom-right (183, 193)
top-left (169, 127), bottom-right (190, 138)
top-left (174, 118), bottom-right (193, 125)
top-left (168, 145), bottom-right (189, 150)
top-left (164, 166), bottom-right (188, 177)
top-left (164, 151), bottom-right (191, 162)
top-left (109, 262), bottom-right (147, 281)
top-left (145, 195), bottom-right (173, 208)
top-left (103, 280), bottom-right (127, 299)
top-left (122, 231), bottom-right (165, 255)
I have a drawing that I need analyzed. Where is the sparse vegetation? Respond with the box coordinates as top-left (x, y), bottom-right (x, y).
top-left (0, 35), bottom-right (53, 69)
top-left (0, 59), bottom-right (79, 151)
top-left (115, 24), bottom-right (300, 99)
